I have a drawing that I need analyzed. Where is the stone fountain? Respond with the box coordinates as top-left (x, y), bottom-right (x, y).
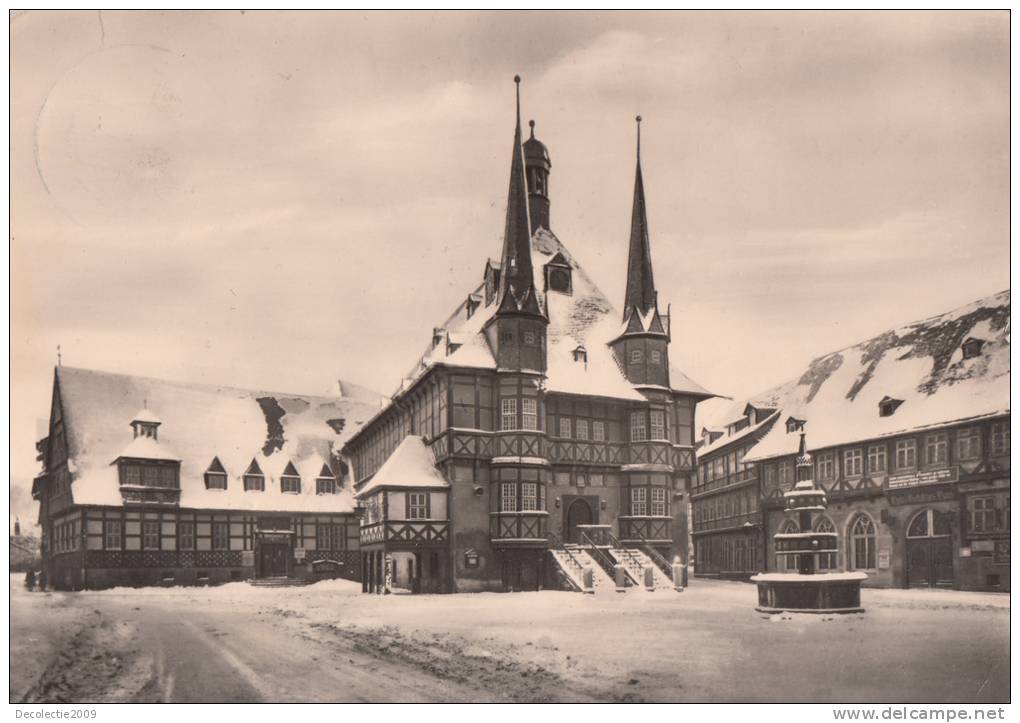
top-left (752, 433), bottom-right (866, 614)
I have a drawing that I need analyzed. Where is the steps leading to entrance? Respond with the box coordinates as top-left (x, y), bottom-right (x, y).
top-left (611, 548), bottom-right (674, 590)
top-left (548, 548), bottom-right (617, 593)
top-left (249, 577), bottom-right (312, 588)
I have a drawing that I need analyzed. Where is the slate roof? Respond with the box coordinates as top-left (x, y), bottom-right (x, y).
top-left (738, 290), bottom-right (1010, 462)
top-left (55, 366), bottom-right (385, 513)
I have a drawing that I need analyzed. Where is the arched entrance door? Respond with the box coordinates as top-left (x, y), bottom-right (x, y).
top-left (906, 509), bottom-right (954, 588)
top-left (565, 498), bottom-right (593, 544)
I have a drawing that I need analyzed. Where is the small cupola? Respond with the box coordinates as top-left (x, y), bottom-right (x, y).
top-left (523, 119), bottom-right (552, 231)
top-left (961, 337), bottom-right (986, 360)
top-left (130, 405), bottom-right (162, 440)
top-left (879, 396), bottom-right (904, 418)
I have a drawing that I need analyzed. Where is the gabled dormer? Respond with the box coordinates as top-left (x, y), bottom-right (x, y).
top-left (316, 463), bottom-right (337, 495)
top-left (879, 396), bottom-right (904, 418)
top-left (786, 416), bottom-right (806, 434)
top-left (544, 252), bottom-right (572, 295)
top-left (572, 344), bottom-right (587, 365)
top-left (114, 405), bottom-right (180, 505)
top-left (280, 461), bottom-right (301, 494)
top-left (483, 260), bottom-right (501, 306)
top-left (962, 337), bottom-right (986, 360)
top-left (204, 457), bottom-right (227, 490)
top-left (243, 458), bottom-right (265, 491)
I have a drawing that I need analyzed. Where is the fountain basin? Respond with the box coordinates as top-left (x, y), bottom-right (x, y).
top-left (751, 572), bottom-right (867, 614)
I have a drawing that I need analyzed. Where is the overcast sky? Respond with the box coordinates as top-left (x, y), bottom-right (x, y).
top-left (10, 11), bottom-right (1009, 524)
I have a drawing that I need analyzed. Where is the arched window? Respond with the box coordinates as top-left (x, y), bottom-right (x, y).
top-left (814, 516), bottom-right (837, 571)
top-left (907, 509), bottom-right (951, 538)
top-left (780, 519), bottom-right (799, 572)
top-left (848, 514), bottom-right (877, 570)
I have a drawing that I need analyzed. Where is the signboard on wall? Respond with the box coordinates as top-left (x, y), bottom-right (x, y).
top-left (971, 540), bottom-right (994, 553)
top-left (887, 467), bottom-right (958, 490)
top-left (294, 547), bottom-right (306, 561)
top-left (877, 550), bottom-right (891, 569)
top-left (993, 540), bottom-right (1010, 565)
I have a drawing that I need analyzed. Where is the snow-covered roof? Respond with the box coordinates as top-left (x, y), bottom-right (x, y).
top-left (743, 290), bottom-right (1010, 463)
top-left (130, 408), bottom-right (162, 425)
top-left (698, 410), bottom-right (781, 458)
top-left (56, 366), bottom-right (385, 513)
top-left (355, 435), bottom-right (448, 498)
top-left (354, 228), bottom-right (713, 439)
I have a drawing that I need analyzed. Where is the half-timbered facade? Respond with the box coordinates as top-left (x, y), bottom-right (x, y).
top-left (33, 366), bottom-right (384, 590)
top-left (695, 290), bottom-right (1010, 592)
top-left (344, 83), bottom-right (714, 593)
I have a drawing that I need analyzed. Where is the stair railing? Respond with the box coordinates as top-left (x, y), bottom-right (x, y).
top-left (632, 528), bottom-right (674, 579)
top-left (580, 531), bottom-right (638, 586)
top-left (547, 532), bottom-right (587, 590)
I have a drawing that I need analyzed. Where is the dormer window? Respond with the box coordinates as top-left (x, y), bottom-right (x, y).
top-left (544, 253), bottom-right (572, 295)
top-left (466, 294), bottom-right (481, 320)
top-left (432, 328), bottom-right (445, 349)
top-left (786, 417), bottom-right (805, 434)
top-left (204, 457), bottom-right (227, 490)
top-left (316, 464), bottom-right (337, 495)
top-left (280, 461), bottom-right (301, 494)
top-left (962, 337), bottom-right (985, 359)
top-left (572, 345), bottom-right (587, 364)
top-left (243, 459), bottom-right (265, 491)
top-left (879, 396), bottom-right (904, 418)
top-left (447, 342), bottom-right (462, 355)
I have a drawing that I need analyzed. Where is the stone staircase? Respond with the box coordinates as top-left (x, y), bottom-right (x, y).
top-left (611, 548), bottom-right (675, 591)
top-left (548, 548), bottom-right (617, 593)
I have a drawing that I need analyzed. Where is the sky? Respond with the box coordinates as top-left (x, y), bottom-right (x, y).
top-left (10, 11), bottom-right (1009, 527)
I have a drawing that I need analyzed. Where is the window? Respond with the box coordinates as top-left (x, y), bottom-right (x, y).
top-left (879, 397), bottom-right (904, 417)
top-left (629, 349), bottom-right (643, 364)
top-left (104, 520), bottom-right (122, 550)
top-left (158, 466), bottom-right (176, 488)
top-left (316, 524), bottom-right (331, 549)
top-left (243, 460), bottom-right (265, 491)
top-left (971, 497), bottom-right (997, 532)
top-left (778, 459), bottom-right (794, 486)
top-left (142, 520), bottom-right (160, 550)
top-left (316, 475), bottom-right (336, 495)
top-left (924, 433), bottom-right (948, 466)
top-left (848, 515), bottom-right (876, 570)
top-left (763, 464), bottom-right (777, 487)
top-left (592, 421), bottom-right (605, 442)
top-left (991, 421), bottom-right (1010, 456)
top-left (125, 465), bottom-right (141, 485)
top-left (500, 330), bottom-right (513, 344)
top-left (500, 398), bottom-right (517, 431)
top-left (523, 330), bottom-right (536, 346)
top-left (630, 487), bottom-right (647, 516)
top-left (558, 417), bottom-right (572, 438)
top-left (843, 448), bottom-right (863, 477)
top-left (178, 522), bottom-right (195, 550)
top-left (895, 439), bottom-right (917, 469)
top-left (815, 517), bottom-right (836, 571)
top-left (955, 427), bottom-right (981, 461)
top-left (780, 520), bottom-right (799, 572)
top-left (281, 474), bottom-right (301, 494)
top-left (816, 453), bottom-right (834, 480)
top-left (212, 522), bottom-right (229, 551)
top-left (142, 466), bottom-right (157, 487)
top-left (962, 338), bottom-right (985, 359)
top-left (521, 398), bottom-right (538, 431)
top-left (650, 410), bottom-right (666, 440)
top-left (650, 487), bottom-right (666, 516)
top-left (205, 458), bottom-right (228, 490)
top-left (650, 350), bottom-right (662, 364)
top-left (547, 266), bottom-right (571, 294)
top-left (867, 444), bottom-right (887, 474)
top-left (630, 412), bottom-right (647, 442)
top-left (570, 419), bottom-right (587, 441)
top-left (501, 482), bottom-right (517, 512)
top-left (408, 492), bottom-right (428, 520)
top-left (331, 525), bottom-right (345, 550)
top-left (521, 482), bottom-right (537, 511)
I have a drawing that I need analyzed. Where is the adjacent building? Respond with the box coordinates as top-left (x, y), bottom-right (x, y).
top-left (343, 84), bottom-right (715, 593)
top-left (32, 366), bottom-right (384, 590)
top-left (693, 290), bottom-right (1010, 592)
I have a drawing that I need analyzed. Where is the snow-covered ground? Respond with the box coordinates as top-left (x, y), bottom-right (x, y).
top-left (10, 575), bottom-right (1008, 703)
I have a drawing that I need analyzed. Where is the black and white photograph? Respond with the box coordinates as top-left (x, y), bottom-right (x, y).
top-left (8, 9), bottom-right (1011, 710)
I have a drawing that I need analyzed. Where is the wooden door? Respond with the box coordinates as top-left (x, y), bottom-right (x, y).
top-left (260, 544), bottom-right (288, 577)
top-left (906, 538), bottom-right (932, 587)
top-left (565, 499), bottom-right (592, 544)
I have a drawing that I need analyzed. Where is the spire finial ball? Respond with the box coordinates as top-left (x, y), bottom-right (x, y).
top-left (636, 115), bottom-right (642, 123)
top-left (514, 74), bottom-right (521, 84)
top-left (529, 119), bottom-right (535, 129)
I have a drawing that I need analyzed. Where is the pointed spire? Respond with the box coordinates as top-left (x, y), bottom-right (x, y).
top-left (623, 114), bottom-right (657, 320)
top-left (496, 75), bottom-right (543, 318)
